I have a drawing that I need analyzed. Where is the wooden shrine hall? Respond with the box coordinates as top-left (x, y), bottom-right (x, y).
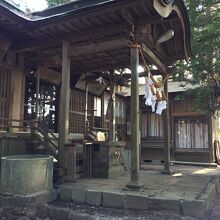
top-left (0, 0), bottom-right (191, 187)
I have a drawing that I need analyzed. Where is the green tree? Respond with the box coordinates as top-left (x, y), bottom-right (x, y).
top-left (175, 0), bottom-right (220, 114)
top-left (47, 0), bottom-right (73, 8)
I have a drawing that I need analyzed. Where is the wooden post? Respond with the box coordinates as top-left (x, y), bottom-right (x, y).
top-left (101, 93), bottom-right (105, 128)
top-left (83, 75), bottom-right (92, 177)
top-left (162, 75), bottom-right (171, 174)
top-left (109, 76), bottom-right (116, 141)
top-left (36, 68), bottom-right (40, 121)
top-left (126, 47), bottom-right (143, 190)
top-left (84, 75), bottom-right (89, 137)
top-left (58, 41), bottom-right (71, 170)
top-left (65, 143), bottom-right (76, 182)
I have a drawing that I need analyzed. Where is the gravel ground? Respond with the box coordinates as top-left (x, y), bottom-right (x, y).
top-left (51, 201), bottom-right (202, 220)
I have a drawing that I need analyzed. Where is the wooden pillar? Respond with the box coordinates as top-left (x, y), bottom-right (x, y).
top-left (65, 143), bottom-right (77, 182)
top-left (109, 78), bottom-right (116, 141)
top-left (162, 75), bottom-right (171, 174)
top-left (36, 68), bottom-right (40, 121)
top-left (84, 75), bottom-right (89, 137)
top-left (126, 47), bottom-right (143, 190)
top-left (101, 94), bottom-right (105, 128)
top-left (58, 41), bottom-right (71, 169)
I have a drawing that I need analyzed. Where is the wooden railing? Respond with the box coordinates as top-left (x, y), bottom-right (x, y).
top-left (0, 118), bottom-right (31, 132)
top-left (0, 118), bottom-right (58, 159)
top-left (37, 120), bottom-right (59, 143)
top-left (31, 120), bottom-right (59, 160)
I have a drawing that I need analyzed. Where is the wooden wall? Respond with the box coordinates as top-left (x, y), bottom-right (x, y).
top-left (0, 51), bottom-right (25, 131)
top-left (0, 67), bottom-right (11, 129)
top-left (10, 69), bottom-right (25, 129)
top-left (130, 92), bottom-right (215, 162)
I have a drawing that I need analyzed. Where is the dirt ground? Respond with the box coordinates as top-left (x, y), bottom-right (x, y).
top-left (51, 201), bottom-right (199, 220)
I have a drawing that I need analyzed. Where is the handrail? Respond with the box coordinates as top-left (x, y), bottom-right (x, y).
top-left (32, 132), bottom-right (58, 159)
top-left (37, 120), bottom-right (58, 142)
top-left (33, 127), bottom-right (58, 149)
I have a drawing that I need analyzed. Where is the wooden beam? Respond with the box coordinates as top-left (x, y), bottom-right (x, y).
top-left (13, 22), bottom-right (130, 52)
top-left (42, 38), bottom-right (127, 62)
top-left (13, 15), bottom-right (176, 52)
top-left (141, 43), bottom-right (167, 74)
top-left (0, 35), bottom-right (11, 62)
top-left (139, 68), bottom-right (174, 77)
top-left (71, 39), bottom-right (127, 57)
top-left (121, 8), bottom-right (135, 27)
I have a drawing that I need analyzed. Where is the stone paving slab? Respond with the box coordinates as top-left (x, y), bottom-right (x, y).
top-left (60, 164), bottom-right (220, 218)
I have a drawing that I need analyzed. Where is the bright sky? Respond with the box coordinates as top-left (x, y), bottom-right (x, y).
top-left (12, 0), bottom-right (47, 12)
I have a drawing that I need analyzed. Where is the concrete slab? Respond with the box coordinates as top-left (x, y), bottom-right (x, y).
top-left (59, 164), bottom-right (220, 218)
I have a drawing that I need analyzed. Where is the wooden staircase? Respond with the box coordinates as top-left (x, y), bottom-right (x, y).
top-left (31, 120), bottom-right (58, 160)
top-left (30, 120), bottom-right (84, 181)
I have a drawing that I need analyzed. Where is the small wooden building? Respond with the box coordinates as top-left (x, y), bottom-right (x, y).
top-left (125, 82), bottom-right (220, 163)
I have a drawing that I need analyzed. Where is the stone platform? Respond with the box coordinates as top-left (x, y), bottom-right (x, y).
top-left (60, 164), bottom-right (220, 218)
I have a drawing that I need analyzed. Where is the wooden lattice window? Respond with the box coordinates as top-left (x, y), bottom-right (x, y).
top-left (69, 89), bottom-right (93, 133)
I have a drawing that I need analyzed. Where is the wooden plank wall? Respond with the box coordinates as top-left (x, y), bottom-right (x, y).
top-left (0, 67), bottom-right (11, 130)
top-left (69, 88), bottom-right (93, 134)
top-left (172, 95), bottom-right (196, 113)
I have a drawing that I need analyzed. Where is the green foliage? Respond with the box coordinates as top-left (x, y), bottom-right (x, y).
top-left (174, 0), bottom-right (220, 114)
top-left (47, 0), bottom-right (73, 8)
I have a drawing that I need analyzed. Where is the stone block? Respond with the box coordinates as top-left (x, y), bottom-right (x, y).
top-left (60, 186), bottom-right (73, 202)
top-left (48, 206), bottom-right (58, 219)
top-left (3, 211), bottom-right (18, 220)
top-left (36, 204), bottom-right (49, 219)
top-left (0, 195), bottom-right (33, 208)
top-left (49, 207), bottom-right (68, 220)
top-left (17, 217), bottom-right (30, 220)
top-left (126, 194), bottom-right (148, 210)
top-left (86, 190), bottom-right (102, 207)
top-left (25, 204), bottom-right (37, 219)
top-left (102, 191), bottom-right (125, 209)
top-left (147, 197), bottom-right (180, 214)
top-left (181, 200), bottom-right (206, 218)
top-left (71, 189), bottom-right (86, 204)
top-left (199, 182), bottom-right (217, 210)
top-left (0, 190), bottom-right (56, 209)
top-left (35, 189), bottom-right (58, 204)
top-left (67, 212), bottom-right (88, 220)
top-left (126, 194), bottom-right (179, 214)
